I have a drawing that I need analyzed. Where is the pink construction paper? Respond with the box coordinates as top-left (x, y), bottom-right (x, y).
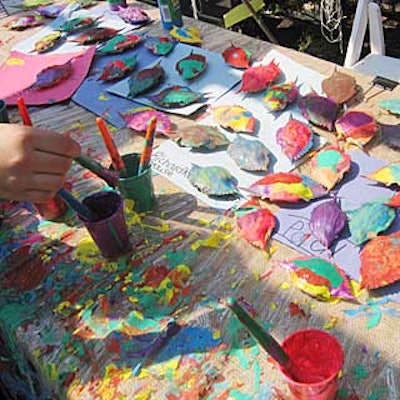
top-left (0, 47), bottom-right (96, 105)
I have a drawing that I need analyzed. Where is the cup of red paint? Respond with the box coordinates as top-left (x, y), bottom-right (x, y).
top-left (279, 329), bottom-right (344, 400)
top-left (79, 190), bottom-right (131, 258)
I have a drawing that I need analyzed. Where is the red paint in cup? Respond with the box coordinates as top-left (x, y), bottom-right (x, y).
top-left (280, 329), bottom-right (344, 400)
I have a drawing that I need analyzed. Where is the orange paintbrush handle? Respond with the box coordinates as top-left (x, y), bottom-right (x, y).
top-left (138, 116), bottom-right (157, 175)
top-left (17, 97), bottom-right (32, 126)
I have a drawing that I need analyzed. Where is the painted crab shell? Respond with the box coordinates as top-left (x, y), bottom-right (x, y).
top-left (97, 34), bottom-right (141, 55)
top-left (170, 26), bottom-right (202, 44)
top-left (335, 111), bottom-right (378, 147)
top-left (364, 162), bottom-right (400, 187)
top-left (148, 86), bottom-right (204, 108)
top-left (227, 136), bottom-right (270, 171)
top-left (242, 172), bottom-right (328, 203)
top-left (222, 43), bottom-right (251, 69)
top-left (33, 31), bottom-right (63, 53)
top-left (116, 6), bottom-right (150, 24)
top-left (378, 98), bottom-right (400, 116)
top-left (321, 69), bottom-right (357, 104)
top-left (6, 14), bottom-right (44, 30)
top-left (211, 105), bottom-right (257, 134)
top-left (70, 27), bottom-right (120, 45)
top-left (120, 106), bottom-right (172, 135)
top-left (298, 92), bottom-right (339, 131)
top-left (145, 35), bottom-right (175, 55)
top-left (176, 51), bottom-right (207, 80)
top-left (347, 199), bottom-right (396, 246)
top-left (238, 61), bottom-right (281, 93)
top-left (263, 81), bottom-right (299, 112)
top-left (188, 165), bottom-right (238, 196)
top-left (276, 118), bottom-right (314, 161)
top-left (128, 63), bottom-right (164, 97)
top-left (97, 55), bottom-right (137, 81)
top-left (309, 145), bottom-right (351, 190)
top-left (309, 199), bottom-right (347, 248)
top-left (236, 207), bottom-right (276, 250)
top-left (30, 60), bottom-right (73, 90)
top-left (59, 16), bottom-right (98, 34)
top-left (279, 256), bottom-right (354, 301)
top-left (176, 125), bottom-right (229, 150)
top-left (360, 231), bottom-right (400, 289)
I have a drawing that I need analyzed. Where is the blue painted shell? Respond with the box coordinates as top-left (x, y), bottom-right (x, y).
top-left (227, 136), bottom-right (270, 171)
top-left (188, 165), bottom-right (238, 196)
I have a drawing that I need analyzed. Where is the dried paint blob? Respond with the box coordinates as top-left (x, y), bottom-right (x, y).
top-left (145, 35), bottom-right (175, 55)
top-left (236, 207), bottom-right (276, 250)
top-left (175, 51), bottom-right (206, 80)
top-left (70, 27), bottom-right (119, 45)
top-left (222, 44), bottom-right (251, 69)
top-left (227, 136), bottom-right (270, 171)
top-left (238, 61), bottom-right (281, 93)
top-left (298, 92), bottom-right (339, 131)
top-left (263, 81), bottom-right (299, 112)
top-left (211, 105), bottom-right (257, 134)
top-left (30, 60), bottom-right (73, 90)
top-left (33, 31), bottom-right (63, 53)
top-left (347, 199), bottom-right (396, 246)
top-left (97, 55), bottom-right (137, 81)
top-left (335, 111), bottom-right (378, 148)
top-left (97, 34), bottom-right (141, 55)
top-left (360, 231), bottom-right (400, 289)
top-left (188, 165), bottom-right (238, 197)
top-left (148, 86), bottom-right (204, 108)
top-left (120, 106), bottom-right (172, 135)
top-left (175, 125), bottom-right (229, 150)
top-left (321, 69), bottom-right (357, 104)
top-left (170, 26), bottom-right (202, 44)
top-left (364, 162), bottom-right (400, 187)
top-left (279, 256), bottom-right (354, 301)
top-left (242, 172), bottom-right (328, 203)
top-left (309, 199), bottom-right (347, 248)
top-left (276, 118), bottom-right (314, 161)
top-left (128, 63), bottom-right (164, 97)
top-left (309, 145), bottom-right (351, 190)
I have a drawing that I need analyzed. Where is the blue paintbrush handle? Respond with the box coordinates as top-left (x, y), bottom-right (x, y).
top-left (57, 188), bottom-right (97, 221)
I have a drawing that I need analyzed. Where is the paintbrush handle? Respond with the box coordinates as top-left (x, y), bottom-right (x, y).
top-left (75, 155), bottom-right (119, 187)
top-left (224, 297), bottom-right (291, 368)
top-left (138, 116), bottom-right (157, 175)
top-left (17, 97), bottom-right (32, 126)
top-left (57, 188), bottom-right (97, 221)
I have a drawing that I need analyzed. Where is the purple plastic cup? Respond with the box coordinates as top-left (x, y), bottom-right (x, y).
top-left (79, 191), bottom-right (131, 258)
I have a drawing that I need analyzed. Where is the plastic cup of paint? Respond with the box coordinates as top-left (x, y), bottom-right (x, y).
top-left (0, 100), bottom-right (10, 123)
top-left (279, 329), bottom-right (344, 400)
top-left (111, 153), bottom-right (155, 213)
top-left (79, 190), bottom-right (131, 259)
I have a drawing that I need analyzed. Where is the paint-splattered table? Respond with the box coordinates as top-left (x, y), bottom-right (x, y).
top-left (1, 2), bottom-right (400, 399)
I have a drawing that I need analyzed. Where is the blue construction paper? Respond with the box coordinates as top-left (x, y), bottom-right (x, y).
top-left (72, 43), bottom-right (158, 128)
top-left (274, 150), bottom-right (400, 301)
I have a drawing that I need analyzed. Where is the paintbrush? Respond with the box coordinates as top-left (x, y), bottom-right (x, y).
top-left (74, 155), bottom-right (119, 187)
top-left (138, 116), bottom-right (157, 176)
top-left (57, 188), bottom-right (98, 221)
top-left (96, 117), bottom-right (127, 177)
top-left (133, 319), bottom-right (181, 377)
top-left (17, 97), bottom-right (33, 126)
top-left (221, 296), bottom-right (297, 378)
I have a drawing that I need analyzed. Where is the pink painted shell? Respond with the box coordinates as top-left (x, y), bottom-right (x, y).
top-left (238, 61), bottom-right (281, 93)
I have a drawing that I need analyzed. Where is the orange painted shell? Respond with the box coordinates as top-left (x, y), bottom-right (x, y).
top-left (321, 70), bottom-right (357, 104)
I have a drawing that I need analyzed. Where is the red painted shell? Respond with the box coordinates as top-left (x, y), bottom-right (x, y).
top-left (222, 44), bottom-right (251, 69)
top-left (238, 61), bottom-right (281, 93)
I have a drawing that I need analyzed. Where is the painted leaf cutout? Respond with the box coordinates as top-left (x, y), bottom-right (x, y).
top-left (70, 27), bottom-right (120, 45)
top-left (238, 61), bottom-right (281, 93)
top-left (263, 81), bottom-right (299, 111)
top-left (148, 86), bottom-right (204, 108)
top-left (211, 105), bottom-right (257, 134)
top-left (227, 136), bottom-right (270, 171)
top-left (97, 34), bottom-right (141, 55)
top-left (170, 26), bottom-right (202, 44)
top-left (364, 162), bottom-right (400, 187)
top-left (321, 69), bottom-right (357, 104)
top-left (30, 60), bottom-right (73, 90)
top-left (175, 125), bottom-right (229, 150)
top-left (175, 51), bottom-right (206, 80)
top-left (276, 118), bottom-right (313, 161)
top-left (128, 63), bottom-right (164, 97)
top-left (145, 35), bottom-right (175, 55)
top-left (222, 44), bottom-right (251, 69)
top-left (97, 56), bottom-right (137, 81)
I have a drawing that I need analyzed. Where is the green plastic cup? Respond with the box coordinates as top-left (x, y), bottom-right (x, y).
top-left (0, 100), bottom-right (9, 123)
top-left (113, 153), bottom-right (155, 212)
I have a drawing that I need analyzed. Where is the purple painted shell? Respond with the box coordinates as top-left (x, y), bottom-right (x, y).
top-left (381, 123), bottom-right (400, 150)
top-left (116, 6), bottom-right (150, 24)
top-left (238, 61), bottom-right (281, 93)
top-left (97, 55), bottom-right (137, 81)
top-left (276, 118), bottom-right (313, 161)
top-left (211, 105), bottom-right (257, 134)
top-left (36, 4), bottom-right (66, 18)
top-left (97, 34), bottom-right (141, 55)
top-left (188, 165), bottom-right (238, 196)
top-left (6, 14), bottom-right (44, 30)
top-left (70, 27), bottom-right (120, 45)
top-left (30, 60), bottom-right (73, 90)
top-left (176, 125), bottom-right (229, 150)
top-left (128, 63), bottom-right (164, 97)
top-left (263, 81), bottom-right (299, 111)
top-left (120, 106), bottom-right (172, 135)
top-left (309, 199), bottom-right (347, 248)
top-left (227, 136), bottom-right (270, 171)
top-left (321, 69), bottom-right (357, 104)
top-left (298, 92), bottom-right (339, 131)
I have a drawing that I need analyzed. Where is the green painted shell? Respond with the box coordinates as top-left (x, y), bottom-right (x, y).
top-left (148, 86), bottom-right (204, 108)
top-left (175, 51), bottom-right (206, 80)
top-left (177, 125), bottom-right (229, 150)
top-left (128, 63), bottom-right (164, 97)
top-left (97, 34), bottom-right (141, 55)
top-left (59, 16), bottom-right (98, 34)
top-left (145, 35), bottom-right (175, 56)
